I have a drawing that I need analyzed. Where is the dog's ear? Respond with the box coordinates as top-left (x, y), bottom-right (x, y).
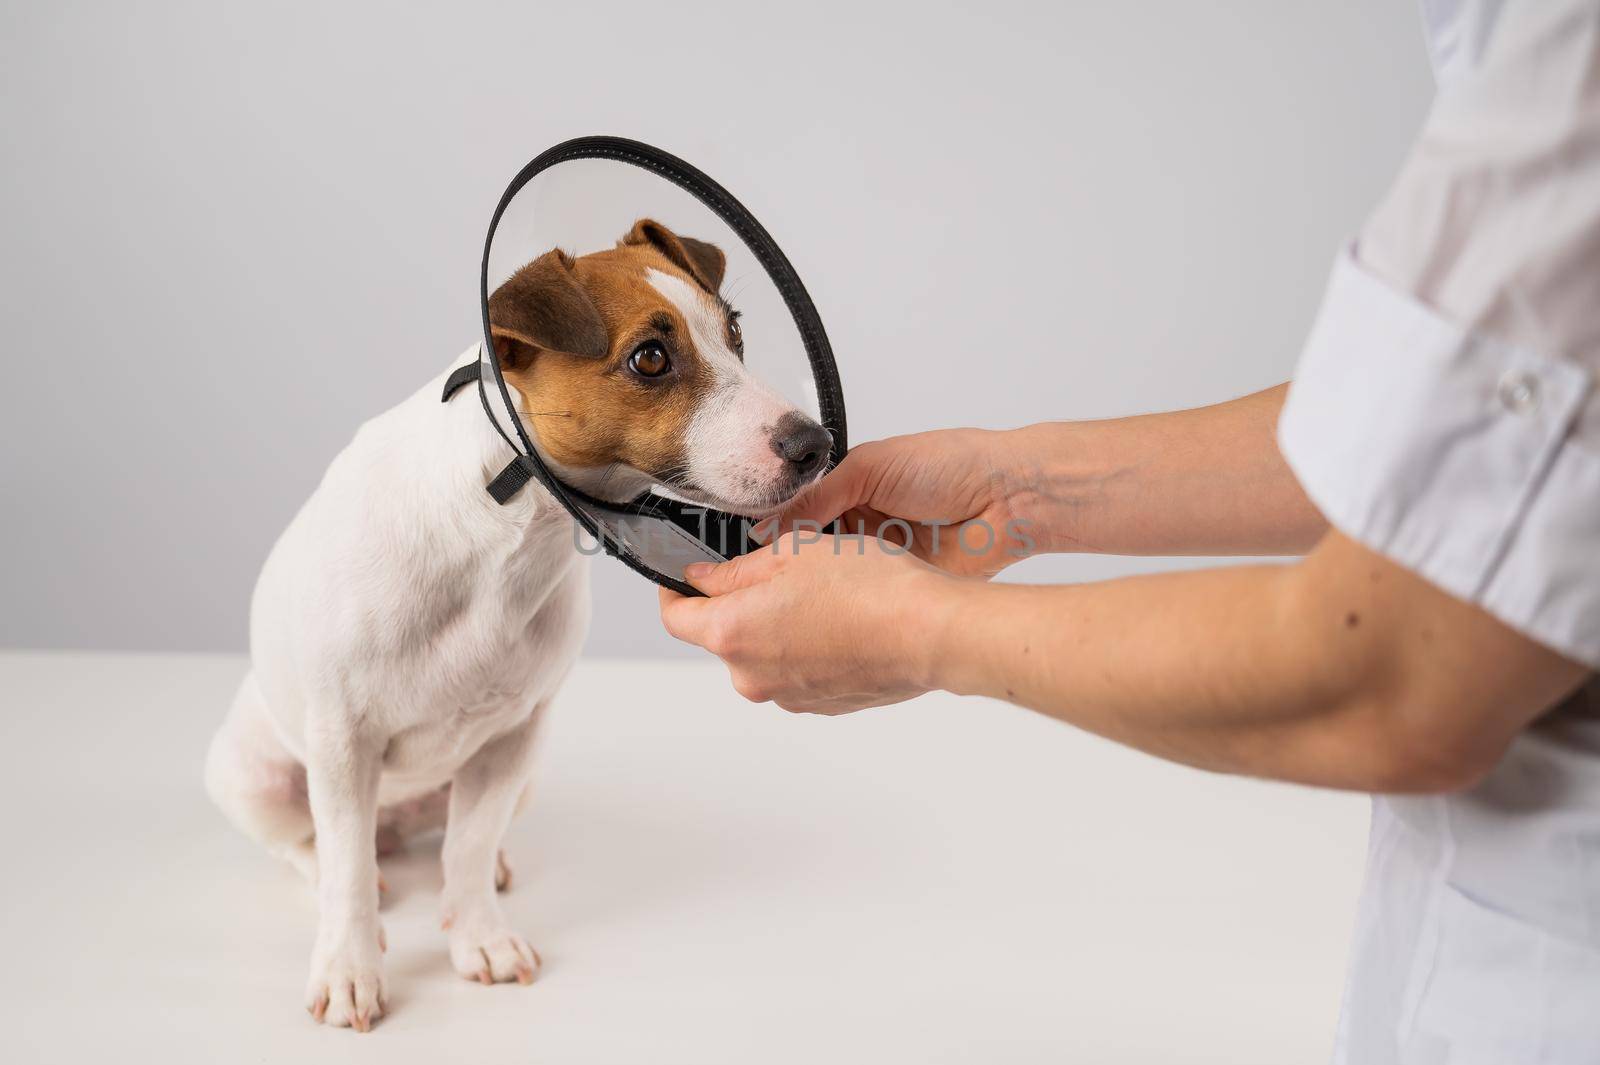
top-left (621, 218), bottom-right (726, 294)
top-left (488, 249), bottom-right (609, 370)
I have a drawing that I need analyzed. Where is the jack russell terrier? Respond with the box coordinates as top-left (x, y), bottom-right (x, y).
top-left (205, 218), bottom-right (831, 1031)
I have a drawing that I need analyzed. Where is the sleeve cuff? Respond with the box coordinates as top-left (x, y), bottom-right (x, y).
top-left (1279, 248), bottom-right (1600, 668)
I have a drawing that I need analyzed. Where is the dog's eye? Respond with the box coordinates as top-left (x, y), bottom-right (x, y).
top-left (727, 313), bottom-right (743, 354)
top-left (628, 342), bottom-right (671, 378)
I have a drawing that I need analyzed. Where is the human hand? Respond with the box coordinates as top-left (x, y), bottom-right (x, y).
top-left (658, 532), bottom-right (962, 714)
top-left (761, 429), bottom-right (1039, 578)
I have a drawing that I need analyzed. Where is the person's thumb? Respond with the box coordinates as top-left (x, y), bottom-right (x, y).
top-left (683, 549), bottom-right (776, 597)
top-left (759, 449), bottom-right (874, 542)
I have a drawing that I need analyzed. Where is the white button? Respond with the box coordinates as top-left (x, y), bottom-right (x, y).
top-left (1497, 371), bottom-right (1540, 415)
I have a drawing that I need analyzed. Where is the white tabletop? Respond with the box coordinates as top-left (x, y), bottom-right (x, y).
top-left (0, 651), bottom-right (1368, 1064)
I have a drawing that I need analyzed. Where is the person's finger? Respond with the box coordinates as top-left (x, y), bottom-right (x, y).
top-left (682, 549), bottom-right (779, 597)
top-left (658, 586), bottom-right (717, 645)
top-left (761, 447), bottom-right (879, 540)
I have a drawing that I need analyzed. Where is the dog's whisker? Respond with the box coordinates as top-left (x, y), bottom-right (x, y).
top-left (517, 409), bottom-right (573, 418)
top-left (651, 463), bottom-right (693, 486)
top-left (594, 461), bottom-right (624, 499)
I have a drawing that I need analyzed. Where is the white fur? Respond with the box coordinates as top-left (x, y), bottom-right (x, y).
top-left (649, 268), bottom-right (806, 514)
top-left (205, 347), bottom-right (590, 1027)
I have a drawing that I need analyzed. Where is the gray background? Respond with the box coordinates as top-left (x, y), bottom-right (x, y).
top-left (0, 1), bottom-right (1432, 657)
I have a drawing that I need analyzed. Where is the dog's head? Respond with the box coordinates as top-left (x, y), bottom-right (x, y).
top-left (488, 219), bottom-right (830, 515)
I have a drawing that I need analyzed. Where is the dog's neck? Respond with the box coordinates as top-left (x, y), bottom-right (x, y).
top-left (433, 362), bottom-right (580, 565)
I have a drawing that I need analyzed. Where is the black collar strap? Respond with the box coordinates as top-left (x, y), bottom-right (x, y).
top-left (440, 360), bottom-right (533, 503)
top-left (485, 456), bottom-right (537, 506)
top-left (440, 362), bottom-right (479, 403)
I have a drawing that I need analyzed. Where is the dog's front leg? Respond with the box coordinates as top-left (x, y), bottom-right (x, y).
top-left (440, 708), bottom-right (542, 985)
top-left (303, 719), bottom-right (387, 1031)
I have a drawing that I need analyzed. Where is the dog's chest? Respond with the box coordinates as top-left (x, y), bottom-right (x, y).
top-left (380, 682), bottom-right (532, 778)
top-left (374, 558), bottom-right (589, 778)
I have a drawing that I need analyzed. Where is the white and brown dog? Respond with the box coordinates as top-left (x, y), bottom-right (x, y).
top-left (204, 219), bottom-right (830, 1031)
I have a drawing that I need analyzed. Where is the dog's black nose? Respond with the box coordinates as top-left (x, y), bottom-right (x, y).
top-left (771, 413), bottom-right (831, 479)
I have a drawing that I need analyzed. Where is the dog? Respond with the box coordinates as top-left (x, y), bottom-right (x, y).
top-left (204, 218), bottom-right (831, 1031)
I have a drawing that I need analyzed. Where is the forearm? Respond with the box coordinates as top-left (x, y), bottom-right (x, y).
top-left (1004, 384), bottom-right (1327, 557)
top-left (928, 564), bottom-right (1393, 789)
top-left (919, 533), bottom-right (1581, 792)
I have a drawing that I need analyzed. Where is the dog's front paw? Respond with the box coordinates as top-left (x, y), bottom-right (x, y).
top-left (306, 939), bottom-right (387, 1032)
top-left (445, 914), bottom-right (539, 985)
